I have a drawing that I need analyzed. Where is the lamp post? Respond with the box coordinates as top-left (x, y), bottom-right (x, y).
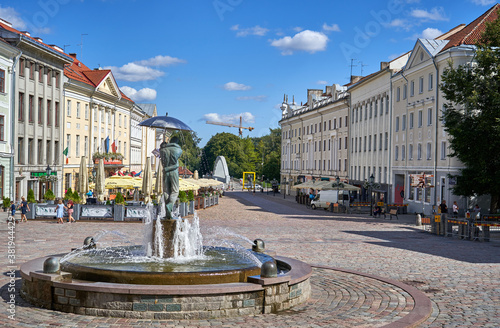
top-left (46, 165), bottom-right (52, 194)
top-left (336, 176), bottom-right (340, 204)
top-left (369, 174), bottom-right (375, 216)
top-left (283, 177), bottom-right (287, 199)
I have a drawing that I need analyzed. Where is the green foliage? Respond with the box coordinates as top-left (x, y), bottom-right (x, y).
top-left (27, 189), bottom-right (36, 203)
top-left (440, 13), bottom-right (500, 213)
top-left (72, 192), bottom-right (82, 204)
top-left (106, 200), bottom-right (111, 205)
top-left (114, 192), bottom-right (126, 205)
top-left (187, 190), bottom-right (195, 201)
top-left (64, 188), bottom-right (74, 201)
top-left (3, 196), bottom-right (11, 209)
top-left (178, 190), bottom-right (188, 203)
top-left (44, 189), bottom-right (55, 201)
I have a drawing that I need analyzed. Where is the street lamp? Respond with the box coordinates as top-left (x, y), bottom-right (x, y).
top-left (283, 178), bottom-right (287, 199)
top-left (46, 165), bottom-right (52, 176)
top-left (336, 176), bottom-right (340, 204)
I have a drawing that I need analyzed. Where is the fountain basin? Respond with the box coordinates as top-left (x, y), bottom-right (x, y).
top-left (60, 246), bottom-right (274, 285)
top-left (20, 255), bottom-right (311, 319)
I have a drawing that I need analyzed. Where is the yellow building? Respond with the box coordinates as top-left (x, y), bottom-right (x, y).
top-left (63, 53), bottom-right (134, 193)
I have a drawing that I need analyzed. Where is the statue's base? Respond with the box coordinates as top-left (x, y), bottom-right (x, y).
top-left (152, 219), bottom-right (178, 258)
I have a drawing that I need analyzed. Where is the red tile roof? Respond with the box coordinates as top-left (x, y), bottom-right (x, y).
top-left (179, 167), bottom-right (193, 175)
top-left (441, 4), bottom-right (500, 52)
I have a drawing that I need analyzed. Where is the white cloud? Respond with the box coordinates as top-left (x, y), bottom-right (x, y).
top-left (223, 82), bottom-right (251, 91)
top-left (317, 80), bottom-right (328, 85)
top-left (421, 27), bottom-right (443, 39)
top-left (293, 27), bottom-right (303, 32)
top-left (120, 86), bottom-right (157, 102)
top-left (0, 6), bottom-right (27, 30)
top-left (410, 7), bottom-right (448, 21)
top-left (322, 23), bottom-right (340, 32)
top-left (270, 30), bottom-right (329, 55)
top-left (231, 25), bottom-right (269, 37)
top-left (471, 0), bottom-right (495, 5)
top-left (203, 112), bottom-right (255, 124)
top-left (235, 95), bottom-right (267, 102)
top-left (104, 63), bottom-right (164, 82)
top-left (135, 55), bottom-right (187, 67)
top-left (387, 19), bottom-right (407, 28)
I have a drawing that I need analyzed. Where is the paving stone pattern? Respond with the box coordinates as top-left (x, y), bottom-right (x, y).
top-left (0, 190), bottom-right (499, 327)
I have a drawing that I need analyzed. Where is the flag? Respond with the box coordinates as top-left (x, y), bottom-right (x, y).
top-left (111, 140), bottom-right (117, 153)
top-left (105, 136), bottom-right (110, 153)
top-left (63, 147), bottom-right (68, 156)
top-left (134, 170), bottom-right (142, 177)
top-left (66, 158), bottom-right (69, 164)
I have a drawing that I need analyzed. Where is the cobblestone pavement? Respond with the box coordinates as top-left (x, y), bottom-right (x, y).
top-left (0, 191), bottom-right (499, 327)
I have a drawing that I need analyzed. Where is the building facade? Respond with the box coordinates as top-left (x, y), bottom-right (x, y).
top-left (137, 103), bottom-right (158, 171)
top-left (279, 84), bottom-right (349, 195)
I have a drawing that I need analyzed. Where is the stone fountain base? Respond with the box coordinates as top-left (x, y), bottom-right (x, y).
top-left (20, 255), bottom-right (311, 319)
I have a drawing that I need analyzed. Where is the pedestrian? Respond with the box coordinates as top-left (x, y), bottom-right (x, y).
top-left (67, 200), bottom-right (75, 223)
top-left (439, 200), bottom-right (448, 236)
top-left (56, 199), bottom-right (66, 224)
top-left (452, 201), bottom-right (459, 218)
top-left (20, 197), bottom-right (29, 223)
top-left (472, 204), bottom-right (481, 220)
top-left (10, 201), bottom-right (16, 217)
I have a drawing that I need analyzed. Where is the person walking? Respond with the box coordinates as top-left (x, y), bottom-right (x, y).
top-left (67, 200), bottom-right (75, 223)
top-left (20, 197), bottom-right (29, 223)
top-left (56, 199), bottom-right (66, 224)
top-left (452, 201), bottom-right (459, 218)
top-left (10, 201), bottom-right (16, 218)
top-left (439, 200), bottom-right (448, 236)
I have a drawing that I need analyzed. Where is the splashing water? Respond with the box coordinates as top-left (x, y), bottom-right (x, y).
top-left (153, 216), bottom-right (164, 258)
top-left (172, 213), bottom-right (203, 259)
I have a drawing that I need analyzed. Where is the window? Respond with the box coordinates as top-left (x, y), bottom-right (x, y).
top-left (329, 120), bottom-right (331, 130)
top-left (401, 145), bottom-right (406, 160)
top-left (368, 135), bottom-right (372, 151)
top-left (46, 141), bottom-right (51, 165)
top-left (402, 115), bottom-right (406, 131)
top-left (396, 87), bottom-right (400, 101)
top-left (426, 143), bottom-right (431, 160)
top-left (124, 142), bottom-right (127, 158)
top-left (374, 135), bottom-right (377, 151)
top-left (315, 124), bottom-right (317, 133)
top-left (38, 65), bottom-right (43, 82)
top-left (28, 138), bottom-right (33, 164)
top-left (418, 110), bottom-right (423, 127)
top-left (47, 69), bottom-right (52, 85)
top-left (380, 98), bottom-right (383, 116)
top-left (409, 144), bottom-right (413, 160)
top-left (0, 115), bottom-right (3, 141)
top-left (403, 84), bottom-right (407, 99)
top-left (395, 146), bottom-right (399, 160)
top-left (19, 58), bottom-right (25, 77)
top-left (18, 93), bottom-right (24, 121)
top-left (395, 117), bottom-right (399, 132)
top-left (351, 138), bottom-right (353, 153)
top-left (85, 104), bottom-right (89, 120)
top-left (345, 137), bottom-right (347, 149)
top-left (334, 118), bottom-right (337, 129)
top-left (55, 72), bottom-right (59, 88)
top-left (29, 62), bottom-right (34, 80)
top-left (345, 116), bottom-right (348, 127)
top-left (355, 108), bottom-right (358, 122)
top-left (93, 137), bottom-right (97, 153)
top-left (428, 73), bottom-right (433, 90)
top-left (365, 106), bottom-right (367, 120)
top-left (323, 140), bottom-right (326, 151)
top-left (38, 98), bottom-right (43, 124)
top-left (374, 101), bottom-right (378, 117)
top-left (364, 136), bottom-right (367, 152)
top-left (67, 134), bottom-right (71, 157)
top-left (410, 80), bottom-right (414, 97)
top-left (47, 100), bottom-right (51, 126)
top-left (37, 139), bottom-right (43, 164)
top-left (84, 136), bottom-right (88, 157)
top-left (54, 141), bottom-right (59, 164)
top-left (409, 112), bottom-right (414, 129)
top-left (94, 107), bottom-right (97, 122)
top-left (379, 133), bottom-right (382, 150)
top-left (29, 95), bottom-right (34, 123)
top-left (55, 102), bottom-right (59, 127)
top-left (0, 69), bottom-right (4, 93)
top-left (419, 77), bottom-right (423, 94)
top-left (417, 144), bottom-right (422, 160)
top-left (384, 132), bottom-right (388, 150)
top-left (369, 103), bottom-right (372, 118)
top-left (76, 135), bottom-right (80, 157)
top-left (340, 117), bottom-right (343, 128)
top-left (76, 102), bottom-right (81, 118)
top-left (441, 141), bottom-right (447, 159)
top-left (428, 108), bottom-right (432, 125)
top-left (119, 114), bottom-right (122, 127)
top-left (18, 138), bottom-right (24, 164)
top-left (67, 100), bottom-right (71, 116)
top-left (324, 121), bottom-right (326, 131)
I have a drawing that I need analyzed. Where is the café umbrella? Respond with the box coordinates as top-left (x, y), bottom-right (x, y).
top-left (78, 156), bottom-right (89, 203)
top-left (142, 157), bottom-right (153, 203)
top-left (95, 159), bottom-right (105, 202)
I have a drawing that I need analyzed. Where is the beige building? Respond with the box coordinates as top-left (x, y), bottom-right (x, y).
top-left (63, 54), bottom-right (134, 193)
top-left (137, 103), bottom-right (159, 171)
top-left (348, 56), bottom-right (408, 204)
top-left (391, 5), bottom-right (498, 214)
top-left (279, 84), bottom-right (349, 195)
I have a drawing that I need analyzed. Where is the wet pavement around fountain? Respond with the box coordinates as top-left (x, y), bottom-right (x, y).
top-left (1, 190), bottom-right (500, 327)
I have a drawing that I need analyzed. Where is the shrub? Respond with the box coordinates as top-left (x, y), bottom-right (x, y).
top-left (187, 190), bottom-right (194, 202)
top-left (44, 189), bottom-right (55, 201)
top-left (178, 190), bottom-right (188, 203)
top-left (3, 196), bottom-right (11, 209)
top-left (64, 188), bottom-right (74, 201)
top-left (114, 192), bottom-right (126, 205)
top-left (27, 189), bottom-right (36, 203)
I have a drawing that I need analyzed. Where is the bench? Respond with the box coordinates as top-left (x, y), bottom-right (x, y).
top-left (384, 208), bottom-right (399, 220)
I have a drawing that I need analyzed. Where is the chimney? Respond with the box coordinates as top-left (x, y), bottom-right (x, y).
top-left (380, 62), bottom-right (389, 70)
top-left (350, 76), bottom-right (363, 84)
top-left (0, 18), bottom-right (12, 27)
top-left (34, 37), bottom-right (43, 43)
top-left (69, 53), bottom-right (77, 59)
top-left (21, 31), bottom-right (31, 37)
top-left (49, 44), bottom-right (63, 52)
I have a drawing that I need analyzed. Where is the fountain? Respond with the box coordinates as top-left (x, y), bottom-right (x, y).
top-left (19, 116), bottom-right (311, 319)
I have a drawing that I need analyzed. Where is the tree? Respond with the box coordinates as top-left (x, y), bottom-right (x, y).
top-left (440, 12), bottom-right (500, 213)
top-left (202, 132), bottom-right (247, 177)
top-left (170, 130), bottom-right (201, 173)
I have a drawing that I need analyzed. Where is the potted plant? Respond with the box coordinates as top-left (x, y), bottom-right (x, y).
top-left (178, 191), bottom-right (188, 217)
top-left (71, 192), bottom-right (82, 221)
top-left (44, 189), bottom-right (56, 204)
top-left (113, 192), bottom-right (126, 221)
top-left (187, 190), bottom-right (195, 214)
top-left (64, 188), bottom-right (74, 202)
top-left (26, 189), bottom-right (37, 219)
top-left (2, 196), bottom-right (10, 212)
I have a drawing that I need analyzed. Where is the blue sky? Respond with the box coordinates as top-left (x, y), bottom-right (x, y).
top-left (0, 0), bottom-right (496, 145)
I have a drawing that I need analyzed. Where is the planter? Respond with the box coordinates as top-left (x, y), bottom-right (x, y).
top-left (214, 195), bottom-right (219, 205)
top-left (27, 203), bottom-right (36, 219)
top-left (46, 200), bottom-right (55, 205)
top-left (113, 205), bottom-right (124, 221)
top-left (73, 204), bottom-right (81, 221)
top-left (204, 198), bottom-right (208, 209)
top-left (179, 202), bottom-right (187, 217)
top-left (189, 201), bottom-right (195, 214)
